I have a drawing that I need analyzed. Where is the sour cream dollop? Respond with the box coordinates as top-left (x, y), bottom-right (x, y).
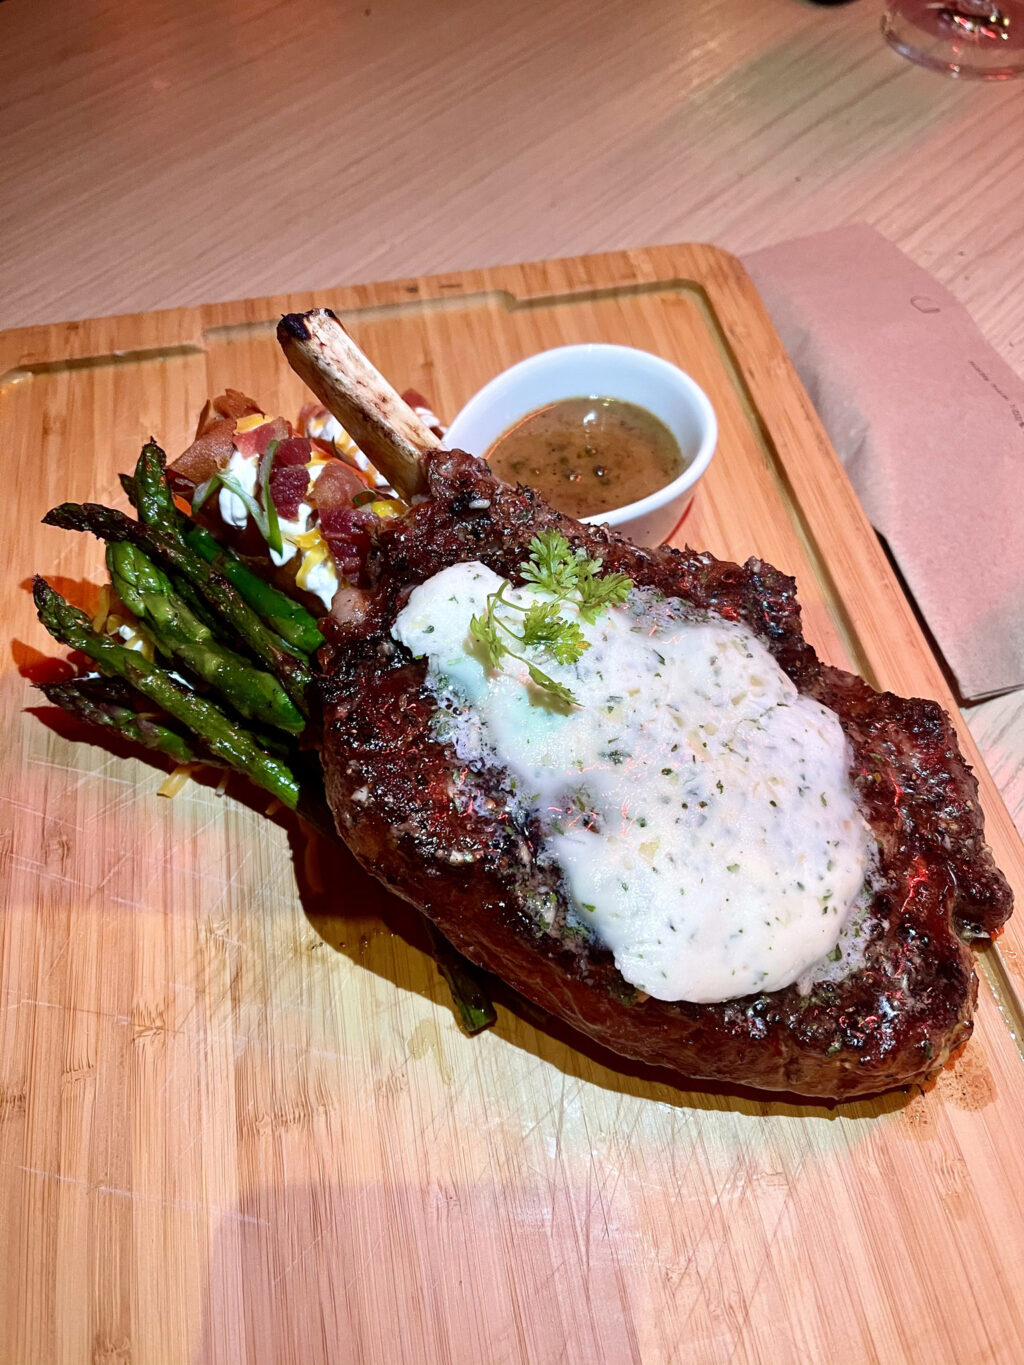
top-left (393, 562), bottom-right (872, 1004)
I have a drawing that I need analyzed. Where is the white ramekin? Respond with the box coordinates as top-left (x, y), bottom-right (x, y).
top-left (443, 343), bottom-right (717, 546)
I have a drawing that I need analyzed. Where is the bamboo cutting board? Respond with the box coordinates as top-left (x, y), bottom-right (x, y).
top-left (2, 245), bottom-right (1024, 1365)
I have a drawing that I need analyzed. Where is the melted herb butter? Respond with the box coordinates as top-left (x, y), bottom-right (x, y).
top-left (393, 562), bottom-right (872, 1004)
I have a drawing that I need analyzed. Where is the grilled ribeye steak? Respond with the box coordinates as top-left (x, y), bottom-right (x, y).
top-left (317, 447), bottom-right (1012, 1099)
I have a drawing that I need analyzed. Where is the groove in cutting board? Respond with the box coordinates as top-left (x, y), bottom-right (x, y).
top-left (977, 946), bottom-right (1024, 1056)
top-left (667, 281), bottom-right (881, 691)
top-left (201, 278), bottom-right (709, 341)
top-left (0, 344), bottom-right (206, 388)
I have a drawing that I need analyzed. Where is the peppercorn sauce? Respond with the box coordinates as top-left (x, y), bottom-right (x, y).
top-left (485, 397), bottom-right (685, 518)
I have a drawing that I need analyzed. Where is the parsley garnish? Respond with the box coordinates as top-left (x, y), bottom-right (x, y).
top-left (468, 532), bottom-right (633, 706)
top-left (520, 531), bottom-right (633, 623)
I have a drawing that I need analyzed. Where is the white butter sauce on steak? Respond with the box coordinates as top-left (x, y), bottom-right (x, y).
top-left (393, 561), bottom-right (872, 1004)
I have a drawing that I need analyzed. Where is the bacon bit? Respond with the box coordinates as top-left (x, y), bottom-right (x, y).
top-left (211, 389), bottom-right (263, 424)
top-left (169, 417), bottom-right (236, 495)
top-left (194, 389), bottom-right (262, 438)
top-left (319, 504), bottom-right (377, 583)
top-left (158, 764), bottom-right (193, 798)
top-left (312, 458), bottom-right (369, 512)
top-left (268, 463), bottom-right (310, 520)
top-left (273, 435), bottom-right (312, 467)
top-left (234, 415), bottom-right (290, 458)
top-left (311, 460), bottom-right (381, 582)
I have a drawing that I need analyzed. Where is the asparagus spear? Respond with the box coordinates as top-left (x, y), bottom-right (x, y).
top-left (106, 540), bottom-right (305, 735)
top-left (125, 444), bottom-right (325, 656)
top-left (41, 502), bottom-right (312, 713)
top-left (433, 946), bottom-right (498, 1034)
top-left (118, 473), bottom-right (223, 631)
top-left (41, 673), bottom-right (327, 831)
top-left (34, 577), bottom-right (300, 809)
top-left (39, 677), bottom-right (201, 767)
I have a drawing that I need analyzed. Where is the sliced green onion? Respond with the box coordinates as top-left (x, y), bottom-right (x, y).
top-left (192, 475), bottom-right (219, 512)
top-left (258, 440), bottom-right (283, 557)
top-left (352, 488), bottom-right (378, 508)
top-left (191, 443), bottom-right (287, 561)
top-left (216, 473), bottom-right (266, 531)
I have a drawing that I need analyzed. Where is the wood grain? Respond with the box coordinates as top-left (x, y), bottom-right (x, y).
top-left (2, 246), bottom-right (1023, 1365)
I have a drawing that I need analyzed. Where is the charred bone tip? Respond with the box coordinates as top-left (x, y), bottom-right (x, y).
top-left (277, 312), bottom-right (313, 343)
top-left (277, 307), bottom-right (344, 345)
top-left (275, 305), bottom-right (436, 502)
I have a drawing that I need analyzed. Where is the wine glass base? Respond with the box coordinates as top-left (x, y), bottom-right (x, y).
top-left (882, 3), bottom-right (1024, 78)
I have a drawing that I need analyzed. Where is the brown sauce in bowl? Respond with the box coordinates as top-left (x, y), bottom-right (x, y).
top-left (485, 397), bottom-right (685, 518)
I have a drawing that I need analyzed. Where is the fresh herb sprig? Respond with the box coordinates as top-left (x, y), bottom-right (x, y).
top-left (520, 531), bottom-right (633, 623)
top-left (469, 532), bottom-right (633, 706)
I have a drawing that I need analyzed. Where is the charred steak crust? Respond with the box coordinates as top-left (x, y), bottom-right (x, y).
top-left (318, 450), bottom-right (1012, 1099)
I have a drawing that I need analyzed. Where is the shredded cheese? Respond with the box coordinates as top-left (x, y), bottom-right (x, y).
top-left (158, 764), bottom-right (193, 798)
top-left (293, 526), bottom-right (324, 551)
top-left (91, 584), bottom-right (112, 633)
top-left (332, 427), bottom-right (360, 460)
top-left (234, 412), bottom-right (268, 433)
top-left (118, 626), bottom-right (154, 661)
top-left (296, 539), bottom-right (331, 594)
